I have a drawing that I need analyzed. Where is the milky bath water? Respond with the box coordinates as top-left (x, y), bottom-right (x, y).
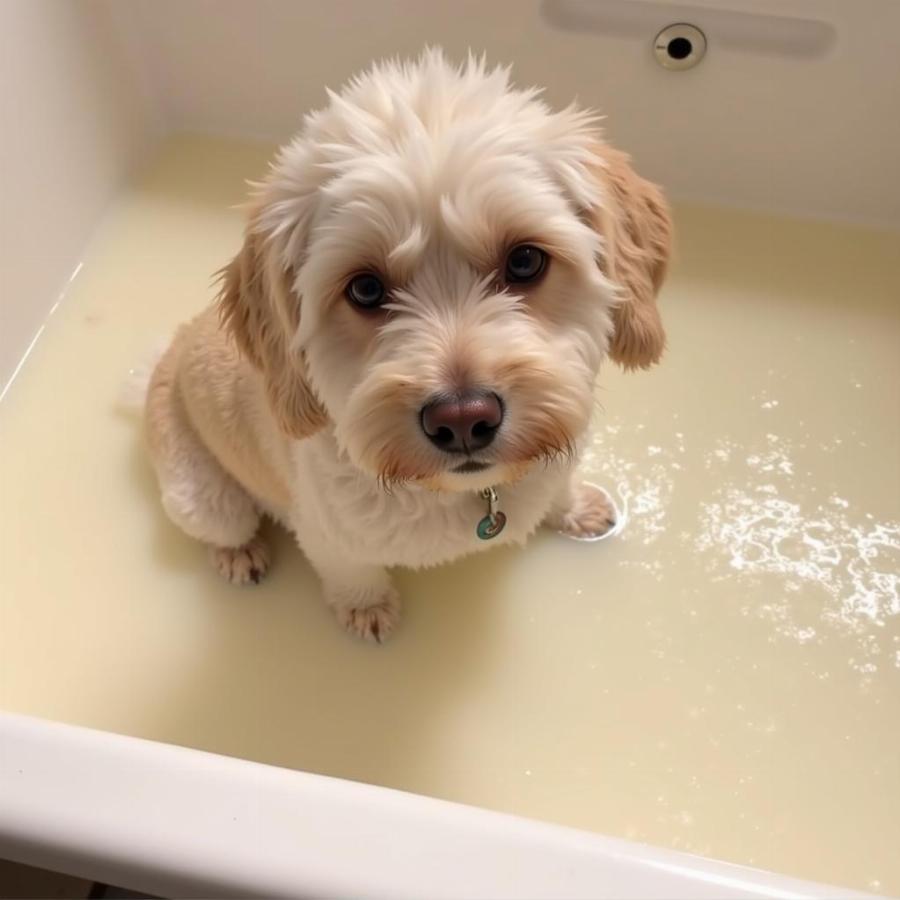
top-left (1, 137), bottom-right (898, 894)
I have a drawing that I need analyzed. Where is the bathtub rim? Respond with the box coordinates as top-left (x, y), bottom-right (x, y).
top-left (0, 711), bottom-right (876, 900)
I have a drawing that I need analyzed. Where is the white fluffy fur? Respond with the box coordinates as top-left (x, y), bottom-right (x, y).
top-left (144, 50), bottom-right (670, 642)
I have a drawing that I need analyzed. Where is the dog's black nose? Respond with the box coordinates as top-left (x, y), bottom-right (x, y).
top-left (420, 391), bottom-right (503, 453)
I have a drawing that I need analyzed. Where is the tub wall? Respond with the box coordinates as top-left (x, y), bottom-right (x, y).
top-left (108, 0), bottom-right (900, 229)
top-left (0, 0), bottom-right (162, 392)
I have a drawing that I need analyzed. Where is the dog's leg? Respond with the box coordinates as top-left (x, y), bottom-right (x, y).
top-left (324, 566), bottom-right (400, 643)
top-left (208, 536), bottom-right (270, 586)
top-left (329, 574), bottom-right (401, 644)
top-left (146, 376), bottom-right (269, 585)
top-left (155, 440), bottom-right (270, 585)
top-left (544, 477), bottom-right (617, 540)
top-left (299, 542), bottom-right (401, 642)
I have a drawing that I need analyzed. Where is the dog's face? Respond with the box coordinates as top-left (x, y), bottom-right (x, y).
top-left (296, 120), bottom-right (616, 493)
top-left (221, 52), bottom-right (671, 491)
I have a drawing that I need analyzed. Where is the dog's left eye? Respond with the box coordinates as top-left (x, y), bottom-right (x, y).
top-left (346, 274), bottom-right (386, 309)
top-left (505, 244), bottom-right (547, 284)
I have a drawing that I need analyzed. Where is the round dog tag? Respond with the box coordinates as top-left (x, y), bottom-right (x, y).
top-left (477, 511), bottom-right (506, 540)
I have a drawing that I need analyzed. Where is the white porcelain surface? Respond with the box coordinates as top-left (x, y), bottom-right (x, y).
top-left (0, 713), bottom-right (874, 900)
top-left (105, 0), bottom-right (900, 229)
top-left (0, 0), bottom-right (160, 392)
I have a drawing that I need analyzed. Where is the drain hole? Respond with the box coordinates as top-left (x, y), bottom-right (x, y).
top-left (654, 24), bottom-right (707, 70)
top-left (667, 36), bottom-right (693, 60)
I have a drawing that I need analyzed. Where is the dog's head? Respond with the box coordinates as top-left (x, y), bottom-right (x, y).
top-left (220, 50), bottom-right (671, 491)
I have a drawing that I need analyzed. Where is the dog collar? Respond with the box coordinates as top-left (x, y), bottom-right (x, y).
top-left (477, 486), bottom-right (506, 539)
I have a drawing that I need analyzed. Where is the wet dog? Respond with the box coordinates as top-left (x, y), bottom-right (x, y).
top-left (145, 50), bottom-right (671, 641)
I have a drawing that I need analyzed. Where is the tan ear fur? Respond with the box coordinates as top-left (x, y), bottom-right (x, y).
top-left (591, 145), bottom-right (672, 370)
top-left (217, 223), bottom-right (328, 439)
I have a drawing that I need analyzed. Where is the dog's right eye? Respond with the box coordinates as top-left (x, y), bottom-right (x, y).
top-left (346, 274), bottom-right (386, 310)
top-left (505, 244), bottom-right (548, 284)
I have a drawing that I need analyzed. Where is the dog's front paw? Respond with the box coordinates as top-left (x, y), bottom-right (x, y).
top-left (210, 536), bottom-right (270, 585)
top-left (329, 585), bottom-right (402, 644)
top-left (549, 482), bottom-right (617, 541)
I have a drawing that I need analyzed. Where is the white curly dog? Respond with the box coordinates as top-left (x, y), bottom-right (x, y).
top-left (145, 50), bottom-right (671, 643)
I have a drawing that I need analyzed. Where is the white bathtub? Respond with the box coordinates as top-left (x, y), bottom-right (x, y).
top-left (1, 1), bottom-right (897, 897)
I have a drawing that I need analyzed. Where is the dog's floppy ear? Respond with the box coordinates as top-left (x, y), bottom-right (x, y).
top-left (217, 221), bottom-right (328, 439)
top-left (590, 144), bottom-right (672, 370)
